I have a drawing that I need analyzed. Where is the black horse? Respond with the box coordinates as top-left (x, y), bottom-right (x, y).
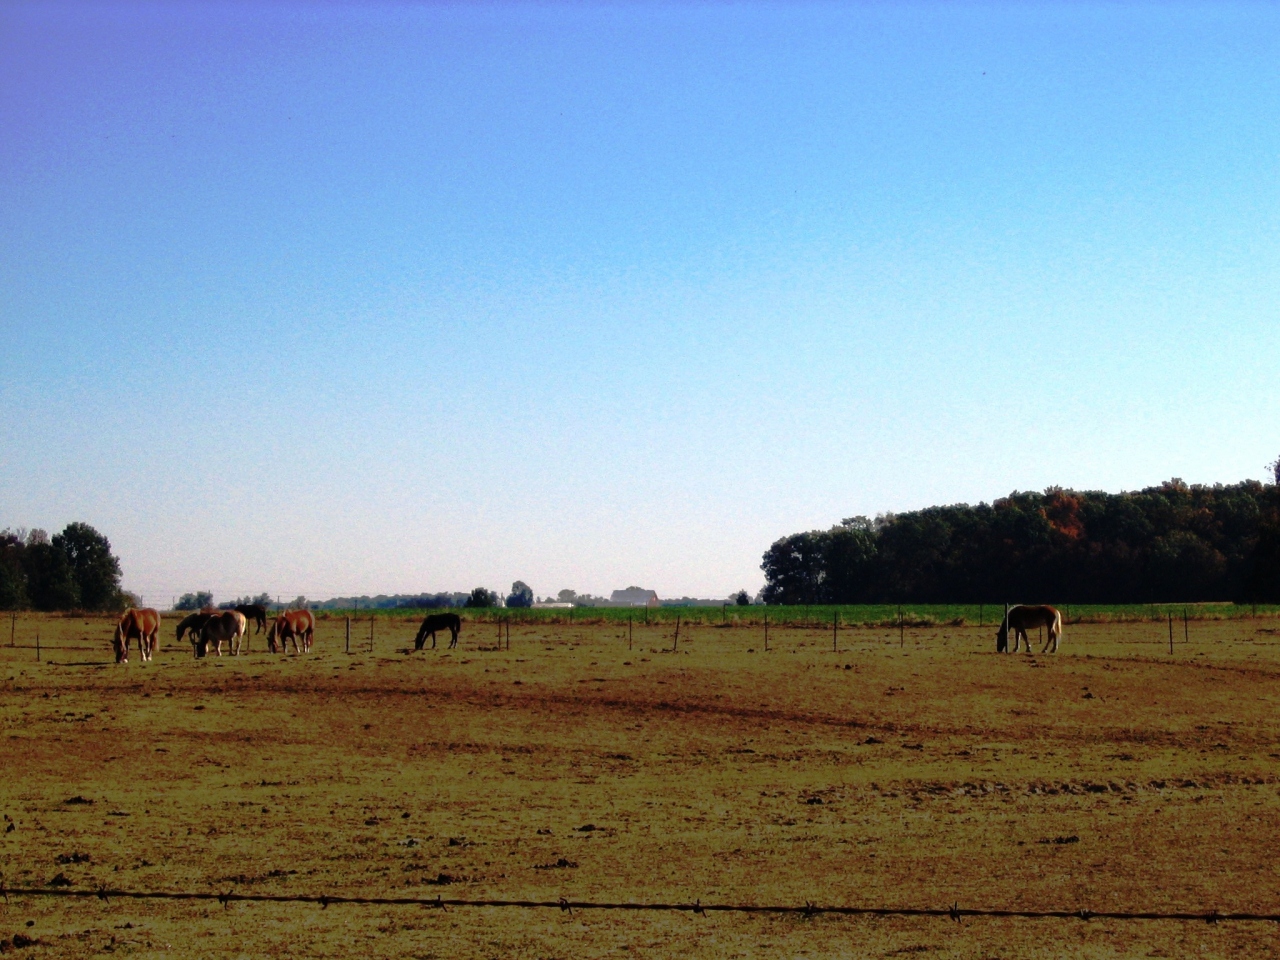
top-left (234, 604), bottom-right (269, 634)
top-left (414, 613), bottom-right (461, 650)
top-left (175, 612), bottom-right (214, 647)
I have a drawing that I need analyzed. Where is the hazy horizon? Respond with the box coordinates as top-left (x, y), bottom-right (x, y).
top-left (4, 2), bottom-right (1278, 608)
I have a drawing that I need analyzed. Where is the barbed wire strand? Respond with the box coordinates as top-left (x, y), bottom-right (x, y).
top-left (0, 885), bottom-right (1273, 924)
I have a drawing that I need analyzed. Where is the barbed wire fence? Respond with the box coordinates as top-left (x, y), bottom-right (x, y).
top-left (0, 882), bottom-right (1276, 925)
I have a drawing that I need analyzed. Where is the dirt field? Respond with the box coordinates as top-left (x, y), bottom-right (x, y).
top-left (2, 613), bottom-right (1280, 957)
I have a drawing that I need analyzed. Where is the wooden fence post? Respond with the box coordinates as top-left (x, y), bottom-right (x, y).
top-left (1183, 608), bottom-right (1188, 645)
top-left (628, 613), bottom-right (633, 651)
top-left (979, 603), bottom-right (983, 628)
top-left (673, 616), bottom-right (681, 652)
top-left (764, 613), bottom-right (769, 652)
top-left (370, 615), bottom-right (374, 654)
top-left (36, 627), bottom-right (40, 662)
top-left (345, 616), bottom-right (350, 654)
top-left (898, 605), bottom-right (904, 648)
top-left (9, 612), bottom-right (14, 647)
top-left (833, 609), bottom-right (838, 652)
top-left (1004, 602), bottom-right (1010, 654)
top-left (1168, 612), bottom-right (1174, 655)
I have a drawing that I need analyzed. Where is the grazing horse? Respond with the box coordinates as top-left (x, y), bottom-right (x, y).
top-left (194, 610), bottom-right (247, 658)
top-left (997, 604), bottom-right (1064, 654)
top-left (234, 604), bottom-right (269, 634)
top-left (176, 613), bottom-right (214, 648)
top-left (113, 608), bottom-right (161, 663)
top-left (414, 613), bottom-right (461, 650)
top-left (267, 609), bottom-right (315, 654)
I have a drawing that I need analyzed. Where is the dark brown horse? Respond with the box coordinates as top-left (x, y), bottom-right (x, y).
top-left (113, 608), bottom-right (161, 663)
top-left (175, 613), bottom-right (214, 647)
top-left (267, 609), bottom-right (315, 654)
top-left (996, 605), bottom-right (1063, 654)
top-left (414, 613), bottom-right (461, 650)
top-left (234, 604), bottom-right (269, 634)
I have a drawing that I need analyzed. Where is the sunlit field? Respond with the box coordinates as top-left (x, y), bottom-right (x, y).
top-left (3, 612), bottom-right (1280, 957)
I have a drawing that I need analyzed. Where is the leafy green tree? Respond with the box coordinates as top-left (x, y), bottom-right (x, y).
top-left (23, 535), bottom-right (79, 611)
top-left (465, 587), bottom-right (498, 608)
top-left (506, 581), bottom-right (534, 608)
top-left (734, 590), bottom-right (751, 606)
top-left (175, 591), bottom-right (214, 611)
top-left (760, 531), bottom-right (828, 604)
top-left (53, 522), bottom-right (123, 610)
top-left (0, 530), bottom-right (28, 610)
top-left (761, 478), bottom-right (1280, 603)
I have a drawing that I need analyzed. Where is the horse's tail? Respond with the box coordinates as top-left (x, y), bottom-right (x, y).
top-left (1053, 607), bottom-right (1064, 645)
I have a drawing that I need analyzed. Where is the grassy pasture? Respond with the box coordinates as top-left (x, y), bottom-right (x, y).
top-left (2, 612), bottom-right (1280, 957)
top-left (335, 602), bottom-right (1280, 627)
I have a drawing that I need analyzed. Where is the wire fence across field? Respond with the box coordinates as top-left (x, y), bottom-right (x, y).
top-left (0, 883), bottom-right (1275, 926)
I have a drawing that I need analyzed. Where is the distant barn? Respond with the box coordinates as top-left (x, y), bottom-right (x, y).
top-left (610, 587), bottom-right (660, 607)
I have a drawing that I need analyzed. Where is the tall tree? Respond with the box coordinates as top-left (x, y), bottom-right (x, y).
top-left (506, 581), bottom-right (534, 608)
top-left (53, 522), bottom-right (123, 610)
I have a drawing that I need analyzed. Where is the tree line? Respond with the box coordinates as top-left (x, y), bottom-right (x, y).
top-left (761, 479), bottom-right (1280, 605)
top-left (0, 523), bottom-right (128, 611)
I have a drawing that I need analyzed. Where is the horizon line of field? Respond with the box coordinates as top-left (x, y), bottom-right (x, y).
top-left (11, 602), bottom-right (1280, 628)
top-left (1, 884), bottom-right (1276, 926)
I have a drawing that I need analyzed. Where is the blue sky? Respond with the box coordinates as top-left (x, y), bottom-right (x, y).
top-left (2, 2), bottom-right (1278, 605)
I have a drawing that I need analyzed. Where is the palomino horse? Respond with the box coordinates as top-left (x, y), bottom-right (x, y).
top-left (267, 610), bottom-right (315, 654)
top-left (234, 604), bottom-right (269, 634)
top-left (113, 608), bottom-right (161, 663)
top-left (997, 604), bottom-right (1064, 654)
top-left (194, 610), bottom-right (247, 658)
top-left (414, 613), bottom-right (461, 650)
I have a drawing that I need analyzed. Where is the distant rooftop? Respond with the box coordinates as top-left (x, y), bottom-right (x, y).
top-left (610, 587), bottom-right (660, 607)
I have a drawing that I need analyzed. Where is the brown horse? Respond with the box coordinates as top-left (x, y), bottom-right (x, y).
top-left (413, 613), bottom-right (461, 650)
top-left (267, 609), bottom-right (315, 654)
top-left (194, 610), bottom-right (247, 658)
top-left (234, 604), bottom-right (269, 634)
top-left (113, 608), bottom-right (161, 663)
top-left (996, 604), bottom-right (1063, 654)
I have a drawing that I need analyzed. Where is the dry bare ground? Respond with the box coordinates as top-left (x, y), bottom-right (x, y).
top-left (2, 613), bottom-right (1280, 957)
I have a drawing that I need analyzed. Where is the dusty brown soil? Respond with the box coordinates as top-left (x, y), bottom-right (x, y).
top-left (2, 613), bottom-right (1279, 957)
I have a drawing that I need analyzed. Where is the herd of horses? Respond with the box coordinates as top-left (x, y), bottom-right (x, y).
top-left (109, 604), bottom-right (1060, 663)
top-left (109, 606), bottom-right (464, 663)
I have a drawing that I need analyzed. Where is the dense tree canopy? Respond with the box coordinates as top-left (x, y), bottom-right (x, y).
top-left (175, 591), bottom-right (214, 611)
top-left (465, 587), bottom-right (499, 608)
top-left (506, 581), bottom-right (534, 608)
top-left (762, 480), bottom-right (1280, 604)
top-left (0, 523), bottom-right (126, 611)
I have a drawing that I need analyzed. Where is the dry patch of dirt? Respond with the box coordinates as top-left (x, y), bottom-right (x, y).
top-left (2, 615), bottom-right (1279, 956)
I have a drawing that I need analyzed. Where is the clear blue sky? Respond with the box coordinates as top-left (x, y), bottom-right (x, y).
top-left (2, 2), bottom-right (1278, 606)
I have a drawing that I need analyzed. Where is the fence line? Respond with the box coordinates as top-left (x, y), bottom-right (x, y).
top-left (0, 884), bottom-right (1274, 924)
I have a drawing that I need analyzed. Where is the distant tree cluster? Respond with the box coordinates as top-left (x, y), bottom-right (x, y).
top-left (0, 523), bottom-right (127, 611)
top-left (465, 587), bottom-right (499, 608)
top-left (218, 592), bottom-right (273, 611)
top-left (762, 479), bottom-right (1280, 604)
top-left (175, 591), bottom-right (214, 611)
